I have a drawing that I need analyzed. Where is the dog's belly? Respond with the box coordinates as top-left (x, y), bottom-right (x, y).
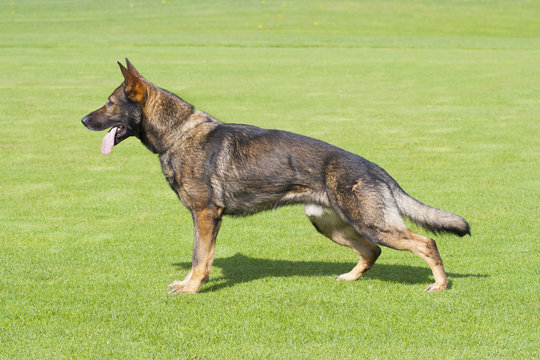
top-left (220, 185), bottom-right (328, 216)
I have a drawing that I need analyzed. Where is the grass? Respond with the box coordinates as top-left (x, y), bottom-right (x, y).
top-left (1, 0), bottom-right (539, 358)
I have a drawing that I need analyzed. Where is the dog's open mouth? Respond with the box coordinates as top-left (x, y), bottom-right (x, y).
top-left (101, 125), bottom-right (127, 155)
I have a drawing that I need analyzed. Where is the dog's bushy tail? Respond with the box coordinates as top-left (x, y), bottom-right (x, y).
top-left (390, 185), bottom-right (470, 237)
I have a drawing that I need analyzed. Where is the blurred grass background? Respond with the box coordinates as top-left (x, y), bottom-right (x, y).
top-left (0, 1), bottom-right (539, 358)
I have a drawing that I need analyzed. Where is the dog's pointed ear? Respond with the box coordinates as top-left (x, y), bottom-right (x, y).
top-left (118, 61), bottom-right (129, 78)
top-left (118, 60), bottom-right (146, 103)
top-left (125, 58), bottom-right (144, 79)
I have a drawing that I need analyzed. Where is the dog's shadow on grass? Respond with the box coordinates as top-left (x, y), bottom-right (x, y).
top-left (172, 253), bottom-right (488, 293)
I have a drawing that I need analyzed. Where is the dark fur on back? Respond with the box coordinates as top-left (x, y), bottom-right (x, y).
top-left (81, 60), bottom-right (470, 293)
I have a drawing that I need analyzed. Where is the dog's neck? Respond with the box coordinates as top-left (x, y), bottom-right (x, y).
top-left (138, 85), bottom-right (196, 154)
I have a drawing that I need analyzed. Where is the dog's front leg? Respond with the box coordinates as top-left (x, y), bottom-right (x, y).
top-left (169, 207), bottom-right (223, 294)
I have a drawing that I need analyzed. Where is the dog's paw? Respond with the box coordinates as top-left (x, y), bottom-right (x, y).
top-left (168, 280), bottom-right (187, 288)
top-left (168, 284), bottom-right (199, 295)
top-left (335, 272), bottom-right (363, 282)
top-left (424, 282), bottom-right (448, 292)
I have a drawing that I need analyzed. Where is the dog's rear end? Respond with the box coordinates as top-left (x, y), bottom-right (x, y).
top-left (301, 154), bottom-right (469, 292)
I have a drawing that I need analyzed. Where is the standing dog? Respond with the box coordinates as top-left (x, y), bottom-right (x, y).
top-left (81, 59), bottom-right (470, 294)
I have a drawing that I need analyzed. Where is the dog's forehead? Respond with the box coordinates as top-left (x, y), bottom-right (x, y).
top-left (109, 84), bottom-right (126, 99)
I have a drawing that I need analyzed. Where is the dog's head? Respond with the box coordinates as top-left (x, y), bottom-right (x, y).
top-left (81, 59), bottom-right (146, 154)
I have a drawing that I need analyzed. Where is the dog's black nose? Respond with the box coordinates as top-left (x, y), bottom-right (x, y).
top-left (81, 116), bottom-right (89, 127)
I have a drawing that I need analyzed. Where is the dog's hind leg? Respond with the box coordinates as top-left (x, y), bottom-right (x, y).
top-left (366, 228), bottom-right (449, 292)
top-left (326, 181), bottom-right (449, 292)
top-left (169, 207), bottom-right (223, 294)
top-left (305, 205), bottom-right (381, 281)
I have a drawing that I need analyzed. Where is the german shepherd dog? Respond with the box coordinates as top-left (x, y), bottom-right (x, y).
top-left (81, 59), bottom-right (470, 294)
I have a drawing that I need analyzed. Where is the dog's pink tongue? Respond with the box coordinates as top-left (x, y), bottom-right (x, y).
top-left (101, 127), bottom-right (117, 155)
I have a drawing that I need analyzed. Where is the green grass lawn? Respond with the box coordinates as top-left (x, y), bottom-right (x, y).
top-left (1, 0), bottom-right (539, 358)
